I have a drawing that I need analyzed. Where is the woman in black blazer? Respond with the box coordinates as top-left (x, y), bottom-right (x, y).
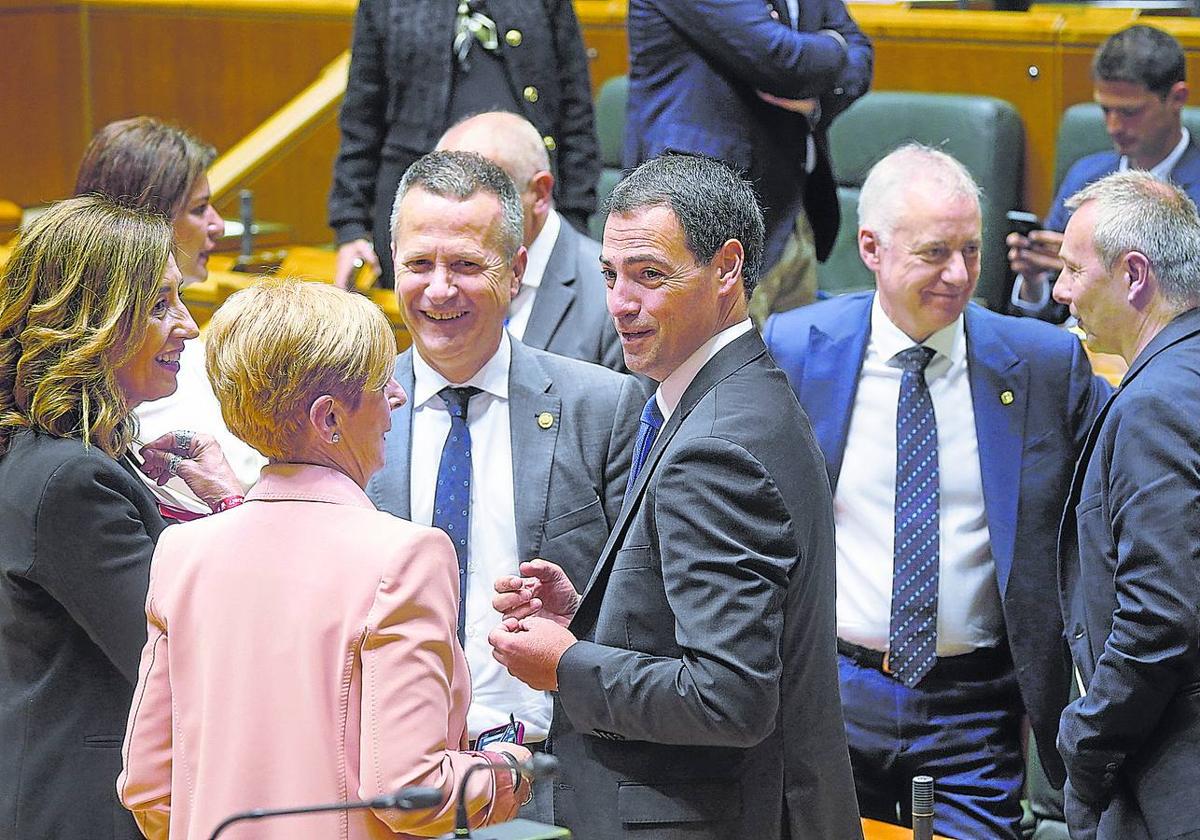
top-left (0, 196), bottom-right (241, 840)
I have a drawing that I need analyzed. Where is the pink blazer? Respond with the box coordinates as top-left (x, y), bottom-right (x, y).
top-left (118, 463), bottom-right (520, 839)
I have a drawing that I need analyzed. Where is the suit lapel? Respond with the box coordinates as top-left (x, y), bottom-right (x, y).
top-left (372, 352), bottom-right (415, 519)
top-left (508, 340), bottom-right (560, 562)
top-left (572, 330), bottom-right (767, 632)
top-left (521, 225), bottom-right (576, 351)
top-left (800, 294), bottom-right (871, 490)
top-left (964, 306), bottom-right (1027, 597)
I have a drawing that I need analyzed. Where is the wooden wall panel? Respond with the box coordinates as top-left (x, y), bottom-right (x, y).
top-left (84, 3), bottom-right (350, 243)
top-left (0, 1), bottom-right (87, 205)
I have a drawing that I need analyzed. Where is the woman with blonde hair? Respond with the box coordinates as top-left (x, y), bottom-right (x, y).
top-left (0, 194), bottom-right (244, 839)
top-left (120, 279), bottom-right (530, 840)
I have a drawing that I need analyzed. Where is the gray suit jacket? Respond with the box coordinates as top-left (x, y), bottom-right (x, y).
top-left (523, 220), bottom-right (626, 375)
top-left (366, 339), bottom-right (641, 591)
top-left (551, 329), bottom-right (862, 840)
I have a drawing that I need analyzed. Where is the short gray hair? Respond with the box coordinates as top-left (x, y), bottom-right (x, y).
top-left (1066, 170), bottom-right (1200, 308)
top-left (389, 150), bottom-right (524, 260)
top-left (858, 143), bottom-right (981, 242)
top-left (607, 153), bottom-right (764, 298)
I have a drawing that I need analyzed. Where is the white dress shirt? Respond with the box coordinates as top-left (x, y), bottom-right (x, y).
top-left (506, 209), bottom-right (561, 341)
top-left (835, 296), bottom-right (1003, 655)
top-left (657, 319), bottom-right (754, 419)
top-left (409, 333), bottom-right (552, 739)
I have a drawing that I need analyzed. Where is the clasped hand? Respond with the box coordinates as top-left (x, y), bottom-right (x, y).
top-left (489, 559), bottom-right (581, 691)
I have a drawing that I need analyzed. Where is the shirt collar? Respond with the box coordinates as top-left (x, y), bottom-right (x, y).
top-left (657, 319), bottom-right (754, 420)
top-left (411, 331), bottom-right (511, 407)
top-left (521, 209), bottom-right (561, 291)
top-left (869, 293), bottom-right (965, 368)
top-left (1119, 127), bottom-right (1191, 180)
top-left (247, 463), bottom-right (376, 509)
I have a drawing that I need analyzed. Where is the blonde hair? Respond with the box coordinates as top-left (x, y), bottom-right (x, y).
top-left (204, 279), bottom-right (396, 459)
top-left (0, 195), bottom-right (172, 457)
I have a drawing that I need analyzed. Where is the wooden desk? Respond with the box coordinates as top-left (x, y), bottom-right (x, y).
top-left (863, 817), bottom-right (954, 839)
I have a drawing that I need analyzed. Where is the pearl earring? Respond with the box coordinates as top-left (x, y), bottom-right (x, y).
top-left (332, 433), bottom-right (341, 443)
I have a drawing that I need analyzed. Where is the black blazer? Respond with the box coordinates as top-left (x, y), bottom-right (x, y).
top-left (329, 0), bottom-right (600, 245)
top-left (1058, 307), bottom-right (1200, 839)
top-left (552, 330), bottom-right (862, 840)
top-left (0, 430), bottom-right (165, 840)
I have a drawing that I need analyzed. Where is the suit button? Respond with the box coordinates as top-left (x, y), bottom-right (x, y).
top-left (505, 28), bottom-right (522, 47)
top-left (1105, 762), bottom-right (1118, 771)
top-left (523, 85), bottom-right (539, 103)
top-left (1073, 625), bottom-right (1085, 639)
top-left (543, 135), bottom-right (556, 151)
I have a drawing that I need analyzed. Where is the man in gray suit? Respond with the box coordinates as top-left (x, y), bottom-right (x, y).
top-left (365, 150), bottom-right (641, 821)
top-left (490, 154), bottom-right (861, 839)
top-left (437, 111), bottom-right (625, 373)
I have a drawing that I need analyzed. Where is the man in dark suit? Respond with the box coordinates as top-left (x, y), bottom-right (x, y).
top-left (764, 144), bottom-right (1110, 839)
top-left (366, 150), bottom-right (640, 823)
top-left (1008, 25), bottom-right (1199, 322)
top-left (490, 154), bottom-right (861, 839)
top-left (624, 0), bottom-right (871, 279)
top-left (1053, 170), bottom-right (1200, 840)
top-left (437, 111), bottom-right (625, 372)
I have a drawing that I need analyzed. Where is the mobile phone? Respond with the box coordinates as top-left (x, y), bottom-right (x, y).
top-left (1006, 210), bottom-right (1042, 238)
top-left (476, 715), bottom-right (526, 749)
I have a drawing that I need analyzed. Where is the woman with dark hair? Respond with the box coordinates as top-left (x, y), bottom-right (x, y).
top-left (75, 116), bottom-right (264, 499)
top-left (0, 195), bottom-right (243, 839)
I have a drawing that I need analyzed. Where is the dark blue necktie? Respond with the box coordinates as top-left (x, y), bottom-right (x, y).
top-left (626, 395), bottom-right (665, 495)
top-left (889, 346), bottom-right (940, 688)
top-left (433, 386), bottom-right (481, 646)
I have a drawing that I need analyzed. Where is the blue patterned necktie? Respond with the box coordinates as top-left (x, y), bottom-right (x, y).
top-left (433, 385), bottom-right (481, 646)
top-left (626, 395), bottom-right (665, 496)
top-left (889, 345), bottom-right (940, 687)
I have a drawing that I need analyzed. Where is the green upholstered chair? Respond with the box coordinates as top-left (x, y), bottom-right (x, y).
top-left (1052, 102), bottom-right (1200, 196)
top-left (822, 91), bottom-right (1026, 311)
top-left (588, 74), bottom-right (629, 241)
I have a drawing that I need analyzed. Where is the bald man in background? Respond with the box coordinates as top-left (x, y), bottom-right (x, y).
top-left (438, 112), bottom-right (626, 373)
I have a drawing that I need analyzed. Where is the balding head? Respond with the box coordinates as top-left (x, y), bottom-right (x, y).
top-left (437, 112), bottom-right (554, 245)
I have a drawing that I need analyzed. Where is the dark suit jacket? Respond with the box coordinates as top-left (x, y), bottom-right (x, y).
top-left (523, 218), bottom-right (625, 374)
top-left (551, 329), bottom-right (862, 840)
top-left (1057, 307), bottom-right (1200, 839)
top-left (624, 0), bottom-right (871, 262)
top-left (367, 339), bottom-right (640, 591)
top-left (0, 430), bottom-right (165, 840)
top-left (763, 292), bottom-right (1110, 785)
top-left (329, 0), bottom-right (600, 245)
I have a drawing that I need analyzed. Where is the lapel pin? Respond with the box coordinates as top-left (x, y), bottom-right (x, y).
top-left (1000, 390), bottom-right (1015, 405)
top-left (537, 412), bottom-right (554, 429)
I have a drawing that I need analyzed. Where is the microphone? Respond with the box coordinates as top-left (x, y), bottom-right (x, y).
top-left (448, 753), bottom-right (560, 838)
top-left (911, 774), bottom-right (935, 840)
top-left (207, 785), bottom-right (442, 840)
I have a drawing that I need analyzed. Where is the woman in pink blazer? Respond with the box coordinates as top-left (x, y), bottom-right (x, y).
top-left (119, 279), bottom-right (530, 839)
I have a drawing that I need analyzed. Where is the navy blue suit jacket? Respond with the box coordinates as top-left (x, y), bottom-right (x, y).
top-left (1057, 307), bottom-right (1200, 838)
top-left (763, 292), bottom-right (1110, 785)
top-left (624, 0), bottom-right (871, 262)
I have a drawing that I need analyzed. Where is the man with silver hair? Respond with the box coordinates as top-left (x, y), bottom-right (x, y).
top-left (436, 112), bottom-right (625, 373)
top-left (1054, 170), bottom-right (1200, 840)
top-left (366, 150), bottom-right (641, 822)
top-left (764, 143), bottom-right (1111, 838)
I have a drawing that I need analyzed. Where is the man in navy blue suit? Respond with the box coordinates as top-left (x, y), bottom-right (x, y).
top-left (1008, 25), bottom-right (1199, 322)
top-left (764, 144), bottom-right (1111, 839)
top-left (624, 0), bottom-right (872, 282)
top-left (1054, 171), bottom-right (1200, 840)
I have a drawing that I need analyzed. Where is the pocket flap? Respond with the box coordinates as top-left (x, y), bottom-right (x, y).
top-left (617, 781), bottom-right (740, 825)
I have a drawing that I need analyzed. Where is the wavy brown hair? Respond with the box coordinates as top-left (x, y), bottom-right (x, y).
top-left (0, 195), bottom-right (173, 457)
top-left (74, 116), bottom-right (216, 218)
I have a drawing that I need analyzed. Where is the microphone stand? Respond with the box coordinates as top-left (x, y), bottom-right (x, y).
top-left (443, 753), bottom-right (561, 839)
top-left (207, 786), bottom-right (442, 840)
